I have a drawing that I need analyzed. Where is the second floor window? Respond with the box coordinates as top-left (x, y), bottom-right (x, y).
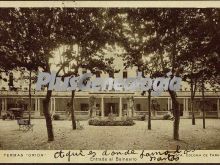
top-left (109, 72), bottom-right (114, 78)
top-left (123, 104), bottom-right (127, 110)
top-left (123, 71), bottom-right (127, 78)
top-left (82, 69), bottom-right (87, 74)
top-left (96, 71), bottom-right (101, 78)
top-left (80, 103), bottom-right (89, 111)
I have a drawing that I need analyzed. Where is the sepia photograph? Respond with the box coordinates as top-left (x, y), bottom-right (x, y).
top-left (0, 1), bottom-right (220, 163)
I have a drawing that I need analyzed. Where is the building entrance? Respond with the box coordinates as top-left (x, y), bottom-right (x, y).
top-left (104, 103), bottom-right (119, 116)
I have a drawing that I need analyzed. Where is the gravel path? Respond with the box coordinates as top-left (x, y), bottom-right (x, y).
top-left (0, 119), bottom-right (220, 150)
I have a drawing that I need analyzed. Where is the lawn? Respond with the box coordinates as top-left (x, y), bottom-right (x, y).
top-left (0, 119), bottom-right (220, 150)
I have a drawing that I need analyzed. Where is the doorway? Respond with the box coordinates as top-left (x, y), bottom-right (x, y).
top-left (104, 103), bottom-right (119, 116)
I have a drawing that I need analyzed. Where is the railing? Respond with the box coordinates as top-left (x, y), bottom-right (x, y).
top-left (134, 111), bottom-right (148, 116)
top-left (23, 111), bottom-right (35, 114)
top-left (134, 111), bottom-right (169, 116)
top-left (75, 111), bottom-right (89, 115)
top-left (0, 90), bottom-right (219, 97)
top-left (55, 111), bottom-right (89, 115)
top-left (156, 111), bottom-right (169, 116)
top-left (205, 111), bottom-right (218, 116)
top-left (188, 111), bottom-right (201, 117)
top-left (54, 111), bottom-right (66, 114)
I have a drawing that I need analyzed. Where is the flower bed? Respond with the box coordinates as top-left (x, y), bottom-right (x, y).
top-left (88, 118), bottom-right (135, 126)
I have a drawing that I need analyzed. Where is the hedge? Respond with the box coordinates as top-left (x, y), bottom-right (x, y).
top-left (88, 118), bottom-right (135, 126)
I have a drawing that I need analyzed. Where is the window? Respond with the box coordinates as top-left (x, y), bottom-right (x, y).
top-left (179, 104), bottom-right (183, 116)
top-left (123, 104), bottom-right (127, 110)
top-left (96, 104), bottom-right (101, 116)
top-left (109, 72), bottom-right (114, 78)
top-left (212, 104), bottom-right (217, 111)
top-left (136, 104), bottom-right (141, 111)
top-left (9, 72), bottom-right (13, 87)
top-left (82, 69), bottom-right (87, 74)
top-left (80, 104), bottom-right (89, 111)
top-left (96, 104), bottom-right (100, 109)
top-left (180, 85), bottom-right (183, 91)
top-left (96, 71), bottom-right (101, 78)
top-left (151, 100), bottom-right (160, 111)
top-left (136, 70), bottom-right (142, 76)
top-left (194, 101), bottom-right (200, 111)
top-left (123, 71), bottom-right (127, 78)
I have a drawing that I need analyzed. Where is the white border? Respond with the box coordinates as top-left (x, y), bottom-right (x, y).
top-left (0, 1), bottom-right (220, 8)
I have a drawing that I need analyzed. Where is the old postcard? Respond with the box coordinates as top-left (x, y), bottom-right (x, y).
top-left (0, 1), bottom-right (220, 163)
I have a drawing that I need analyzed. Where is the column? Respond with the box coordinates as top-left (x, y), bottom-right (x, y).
top-left (50, 98), bottom-right (53, 111)
top-left (2, 99), bottom-right (4, 111)
top-left (101, 97), bottom-right (104, 118)
top-left (187, 98), bottom-right (189, 117)
top-left (168, 98), bottom-right (170, 111)
top-left (50, 98), bottom-right (54, 116)
top-left (38, 99), bottom-right (40, 115)
top-left (183, 98), bottom-right (186, 111)
top-left (170, 99), bottom-right (172, 109)
top-left (1, 99), bottom-right (5, 117)
top-left (183, 98), bottom-right (189, 118)
top-left (34, 98), bottom-right (40, 117)
top-left (34, 98), bottom-right (37, 116)
top-left (186, 98), bottom-right (189, 111)
top-left (217, 99), bottom-right (220, 118)
top-left (53, 98), bottom-right (56, 112)
top-left (128, 97), bottom-right (132, 117)
top-left (92, 100), bottom-right (96, 117)
top-left (5, 98), bottom-right (7, 111)
top-left (119, 97), bottom-right (122, 117)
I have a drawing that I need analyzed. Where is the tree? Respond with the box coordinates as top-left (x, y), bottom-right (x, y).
top-left (200, 9), bottom-right (220, 128)
top-left (0, 8), bottom-right (26, 84)
top-left (48, 8), bottom-right (120, 130)
top-left (179, 9), bottom-right (220, 127)
top-left (1, 8), bottom-right (120, 139)
top-left (197, 53), bottom-right (219, 129)
top-left (0, 9), bottom-right (19, 73)
top-left (0, 8), bottom-right (63, 141)
top-left (120, 9), bottom-right (187, 139)
top-left (118, 9), bottom-right (166, 130)
top-left (178, 9), bottom-right (208, 125)
top-left (57, 44), bottom-right (116, 130)
top-left (143, 8), bottom-right (219, 139)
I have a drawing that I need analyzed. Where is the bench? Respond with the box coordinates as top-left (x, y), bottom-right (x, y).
top-left (17, 119), bottom-right (34, 132)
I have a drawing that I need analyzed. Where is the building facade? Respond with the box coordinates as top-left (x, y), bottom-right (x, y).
top-left (0, 90), bottom-right (219, 119)
top-left (0, 66), bottom-right (219, 119)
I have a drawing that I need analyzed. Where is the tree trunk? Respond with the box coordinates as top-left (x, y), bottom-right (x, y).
top-left (148, 90), bottom-right (151, 130)
top-left (43, 90), bottom-right (54, 141)
top-left (169, 90), bottom-right (180, 140)
top-left (202, 81), bottom-right (205, 129)
top-left (71, 90), bottom-right (76, 130)
top-left (28, 71), bottom-right (32, 123)
top-left (169, 11), bottom-right (180, 140)
top-left (191, 99), bottom-right (195, 125)
top-left (191, 83), bottom-right (196, 125)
